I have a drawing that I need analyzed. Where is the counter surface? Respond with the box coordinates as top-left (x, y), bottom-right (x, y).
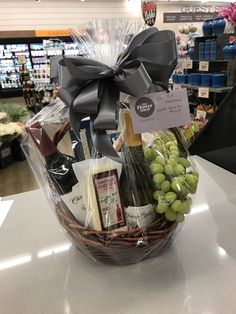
top-left (1, 156), bottom-right (236, 314)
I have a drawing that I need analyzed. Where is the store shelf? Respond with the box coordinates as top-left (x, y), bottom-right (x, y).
top-left (174, 83), bottom-right (232, 93)
top-left (191, 60), bottom-right (234, 63)
top-left (0, 87), bottom-right (23, 98)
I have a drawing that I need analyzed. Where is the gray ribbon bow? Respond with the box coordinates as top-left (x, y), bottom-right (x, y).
top-left (51, 27), bottom-right (177, 162)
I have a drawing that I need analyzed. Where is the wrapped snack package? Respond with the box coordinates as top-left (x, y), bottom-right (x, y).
top-left (22, 19), bottom-right (199, 265)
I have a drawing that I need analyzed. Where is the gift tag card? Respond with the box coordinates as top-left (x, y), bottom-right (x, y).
top-left (129, 89), bottom-right (191, 134)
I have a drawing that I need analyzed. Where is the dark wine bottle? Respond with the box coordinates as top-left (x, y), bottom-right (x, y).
top-left (120, 110), bottom-right (155, 230)
top-left (27, 123), bottom-right (87, 225)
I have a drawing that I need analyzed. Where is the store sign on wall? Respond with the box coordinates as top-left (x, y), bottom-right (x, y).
top-left (141, 0), bottom-right (157, 26)
top-left (163, 4), bottom-right (226, 23)
top-left (35, 29), bottom-right (71, 37)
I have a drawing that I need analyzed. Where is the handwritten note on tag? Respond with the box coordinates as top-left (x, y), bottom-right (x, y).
top-left (129, 89), bottom-right (191, 134)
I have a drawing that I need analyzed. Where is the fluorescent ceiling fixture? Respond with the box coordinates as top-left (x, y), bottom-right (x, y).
top-left (218, 246), bottom-right (227, 257)
top-left (190, 203), bottom-right (209, 215)
top-left (37, 242), bottom-right (72, 258)
top-left (0, 255), bottom-right (32, 271)
top-left (0, 200), bottom-right (14, 228)
top-left (125, 0), bottom-right (141, 15)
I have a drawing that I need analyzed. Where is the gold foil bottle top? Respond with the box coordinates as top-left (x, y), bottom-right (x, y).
top-left (124, 110), bottom-right (142, 147)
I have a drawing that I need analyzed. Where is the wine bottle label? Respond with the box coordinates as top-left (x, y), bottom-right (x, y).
top-left (93, 169), bottom-right (127, 231)
top-left (125, 204), bottom-right (155, 230)
top-left (60, 183), bottom-right (87, 225)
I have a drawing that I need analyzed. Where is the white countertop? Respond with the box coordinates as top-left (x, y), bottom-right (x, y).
top-left (1, 156), bottom-right (236, 314)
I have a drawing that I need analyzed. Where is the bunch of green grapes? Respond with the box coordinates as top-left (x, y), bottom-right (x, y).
top-left (144, 137), bottom-right (198, 223)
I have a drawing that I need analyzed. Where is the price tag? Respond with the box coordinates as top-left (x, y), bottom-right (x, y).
top-left (17, 55), bottom-right (26, 64)
top-left (196, 110), bottom-right (207, 120)
top-left (198, 87), bottom-right (209, 98)
top-left (199, 61), bottom-right (209, 72)
top-left (173, 84), bottom-right (182, 91)
top-left (185, 60), bottom-right (193, 69)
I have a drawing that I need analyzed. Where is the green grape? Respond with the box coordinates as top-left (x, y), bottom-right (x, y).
top-left (171, 200), bottom-right (183, 212)
top-left (176, 176), bottom-right (185, 184)
top-left (186, 196), bottom-right (192, 207)
top-left (165, 209), bottom-right (176, 222)
top-left (149, 163), bottom-right (164, 174)
top-left (154, 183), bottom-right (161, 190)
top-left (164, 164), bottom-right (175, 176)
top-left (165, 141), bottom-right (176, 148)
top-left (180, 185), bottom-right (190, 196)
top-left (153, 173), bottom-right (166, 184)
top-left (165, 191), bottom-right (177, 203)
top-left (174, 164), bottom-right (185, 176)
top-left (178, 157), bottom-right (191, 168)
top-left (191, 171), bottom-right (199, 179)
top-left (180, 201), bottom-right (190, 214)
top-left (169, 153), bottom-right (179, 160)
top-left (153, 190), bottom-right (165, 201)
top-left (171, 180), bottom-right (182, 194)
top-left (193, 174), bottom-right (199, 184)
top-left (168, 158), bottom-right (177, 168)
top-left (169, 145), bottom-right (179, 153)
top-left (144, 147), bottom-right (157, 161)
top-left (185, 174), bottom-right (196, 186)
top-left (176, 213), bottom-right (185, 223)
top-left (154, 155), bottom-right (166, 166)
top-left (161, 180), bottom-right (171, 193)
top-left (168, 153), bottom-right (178, 159)
top-left (156, 201), bottom-right (169, 214)
top-left (185, 174), bottom-right (197, 193)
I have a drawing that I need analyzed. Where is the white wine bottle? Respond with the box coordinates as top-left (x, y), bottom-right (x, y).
top-left (120, 110), bottom-right (155, 230)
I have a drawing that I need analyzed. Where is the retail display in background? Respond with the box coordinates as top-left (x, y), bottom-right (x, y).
top-left (0, 44), bottom-right (31, 90)
top-left (0, 38), bottom-right (83, 97)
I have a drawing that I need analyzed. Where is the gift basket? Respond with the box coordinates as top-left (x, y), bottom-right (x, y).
top-left (22, 19), bottom-right (199, 265)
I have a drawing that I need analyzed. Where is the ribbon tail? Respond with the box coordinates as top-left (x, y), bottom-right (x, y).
top-left (69, 105), bottom-right (85, 137)
top-left (93, 80), bottom-right (119, 130)
top-left (90, 119), bottom-right (123, 164)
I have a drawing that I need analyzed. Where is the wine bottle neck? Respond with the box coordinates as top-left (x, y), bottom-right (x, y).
top-left (124, 111), bottom-right (142, 147)
top-left (27, 123), bottom-right (57, 157)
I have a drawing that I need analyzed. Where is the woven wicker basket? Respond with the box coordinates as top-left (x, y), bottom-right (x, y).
top-left (53, 200), bottom-right (177, 265)
top-left (50, 123), bottom-right (179, 265)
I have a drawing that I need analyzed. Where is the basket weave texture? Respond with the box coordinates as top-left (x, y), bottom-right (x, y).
top-left (55, 200), bottom-right (177, 265)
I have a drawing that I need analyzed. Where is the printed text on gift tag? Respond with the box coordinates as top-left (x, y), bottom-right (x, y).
top-left (129, 89), bottom-right (191, 134)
